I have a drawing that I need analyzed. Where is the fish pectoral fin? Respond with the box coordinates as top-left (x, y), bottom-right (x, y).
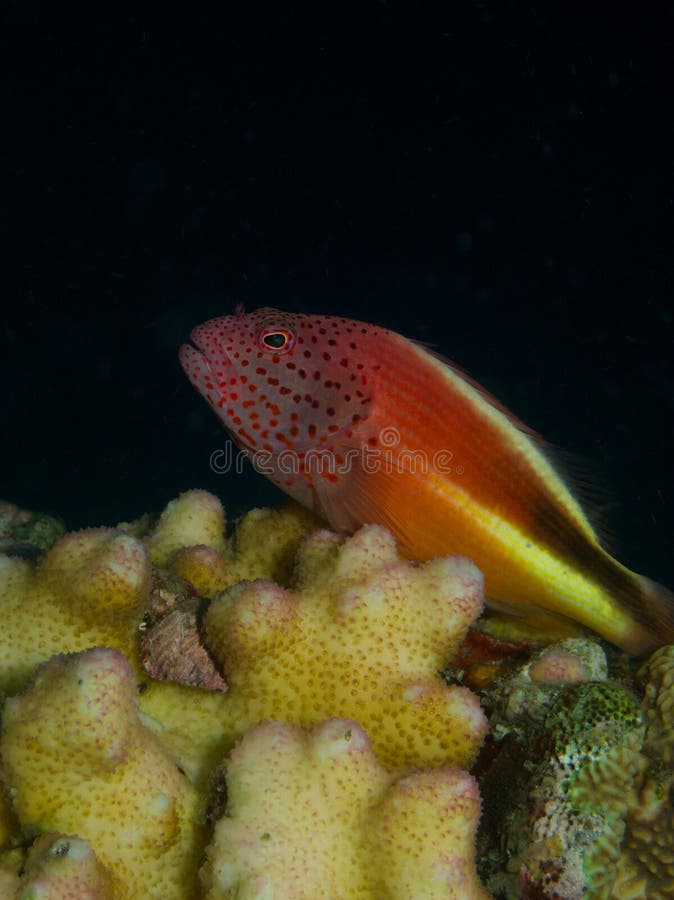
top-left (310, 446), bottom-right (417, 551)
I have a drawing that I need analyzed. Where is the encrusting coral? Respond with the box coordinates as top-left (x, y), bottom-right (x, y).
top-left (479, 673), bottom-right (644, 899)
top-left (484, 637), bottom-right (608, 741)
top-left (203, 522), bottom-right (488, 770)
top-left (0, 501), bottom-right (65, 560)
top-left (479, 640), bottom-right (674, 899)
top-left (0, 647), bottom-right (206, 899)
top-left (606, 644), bottom-right (674, 899)
top-left (201, 717), bottom-right (490, 899)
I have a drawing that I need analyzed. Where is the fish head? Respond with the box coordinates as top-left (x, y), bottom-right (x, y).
top-left (179, 307), bottom-right (385, 504)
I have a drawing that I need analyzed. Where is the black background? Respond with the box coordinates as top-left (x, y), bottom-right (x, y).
top-left (3, 3), bottom-right (673, 587)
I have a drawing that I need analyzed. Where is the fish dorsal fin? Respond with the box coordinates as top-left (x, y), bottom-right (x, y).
top-left (412, 340), bottom-right (614, 549)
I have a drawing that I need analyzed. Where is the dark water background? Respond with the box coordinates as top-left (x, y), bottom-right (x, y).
top-left (3, 4), bottom-right (673, 587)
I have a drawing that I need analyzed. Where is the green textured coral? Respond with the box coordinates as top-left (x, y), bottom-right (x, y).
top-left (546, 681), bottom-right (642, 761)
top-left (480, 677), bottom-right (648, 899)
top-left (0, 502), bottom-right (65, 554)
top-left (479, 646), bottom-right (674, 900)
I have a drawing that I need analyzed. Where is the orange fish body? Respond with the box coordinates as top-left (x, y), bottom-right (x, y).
top-left (180, 307), bottom-right (674, 655)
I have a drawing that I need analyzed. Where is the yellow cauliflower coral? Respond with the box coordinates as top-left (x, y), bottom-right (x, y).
top-left (0, 781), bottom-right (17, 853)
top-left (145, 488), bottom-right (319, 597)
top-left (201, 718), bottom-right (490, 899)
top-left (0, 530), bottom-right (150, 695)
top-left (0, 647), bottom-right (206, 899)
top-left (145, 489), bottom-right (228, 568)
top-left (205, 523), bottom-right (488, 769)
top-left (0, 833), bottom-right (115, 899)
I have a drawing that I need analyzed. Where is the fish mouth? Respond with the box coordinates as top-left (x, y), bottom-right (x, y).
top-left (178, 338), bottom-right (211, 377)
top-left (179, 326), bottom-right (231, 375)
top-left (178, 325), bottom-right (239, 419)
top-left (183, 326), bottom-right (214, 364)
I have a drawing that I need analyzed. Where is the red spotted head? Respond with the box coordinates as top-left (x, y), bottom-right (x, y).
top-left (179, 307), bottom-right (393, 509)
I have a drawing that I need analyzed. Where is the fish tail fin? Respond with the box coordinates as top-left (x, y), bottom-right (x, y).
top-left (633, 574), bottom-right (674, 654)
top-left (592, 548), bottom-right (674, 656)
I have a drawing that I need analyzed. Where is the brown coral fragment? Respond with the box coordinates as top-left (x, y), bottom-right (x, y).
top-left (140, 596), bottom-right (227, 692)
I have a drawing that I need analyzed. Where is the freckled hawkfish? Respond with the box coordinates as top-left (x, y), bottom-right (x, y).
top-left (179, 306), bottom-right (674, 655)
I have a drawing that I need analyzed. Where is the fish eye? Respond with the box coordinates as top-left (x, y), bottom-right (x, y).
top-left (258, 324), bottom-right (296, 354)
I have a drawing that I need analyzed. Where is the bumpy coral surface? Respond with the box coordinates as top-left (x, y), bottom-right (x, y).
top-left (607, 644), bottom-right (674, 899)
top-left (638, 642), bottom-right (674, 765)
top-left (205, 523), bottom-right (488, 769)
top-left (0, 648), bottom-right (206, 899)
top-left (0, 529), bottom-right (150, 695)
top-left (145, 489), bottom-right (229, 568)
top-left (146, 488), bottom-right (319, 597)
top-left (0, 782), bottom-right (17, 853)
top-left (0, 832), bottom-right (115, 899)
top-left (0, 491), bottom-right (490, 896)
top-left (201, 718), bottom-right (490, 899)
